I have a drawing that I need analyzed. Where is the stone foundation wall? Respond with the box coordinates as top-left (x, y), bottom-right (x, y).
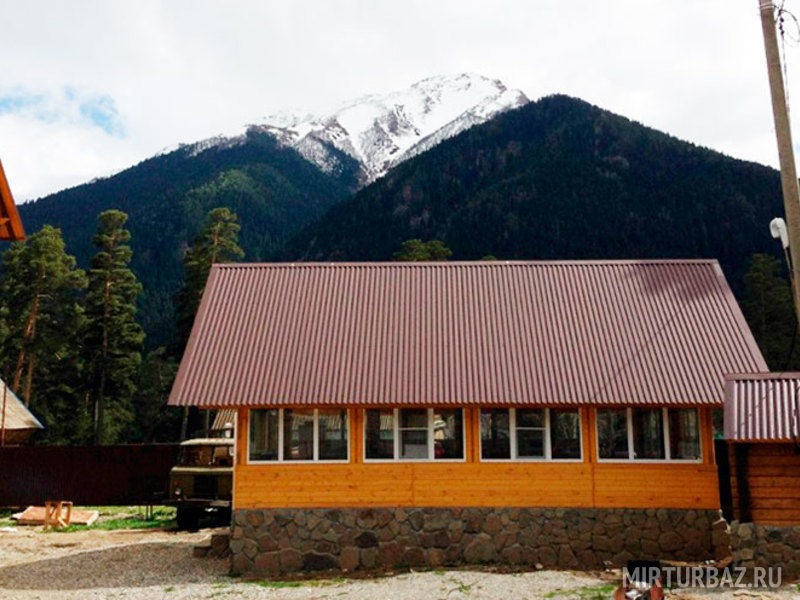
top-left (230, 507), bottom-right (727, 575)
top-left (730, 521), bottom-right (800, 579)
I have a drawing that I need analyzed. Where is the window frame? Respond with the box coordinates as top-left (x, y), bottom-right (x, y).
top-left (247, 408), bottom-right (350, 464)
top-left (594, 407), bottom-right (703, 463)
top-left (479, 407), bottom-right (584, 462)
top-left (362, 408), bottom-right (467, 463)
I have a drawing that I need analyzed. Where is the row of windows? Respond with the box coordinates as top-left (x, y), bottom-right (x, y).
top-left (248, 407), bottom-right (702, 463)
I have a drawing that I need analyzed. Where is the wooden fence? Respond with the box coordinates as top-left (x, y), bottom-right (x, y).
top-left (0, 444), bottom-right (180, 507)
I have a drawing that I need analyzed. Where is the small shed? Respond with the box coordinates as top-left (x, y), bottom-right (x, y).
top-left (724, 373), bottom-right (800, 525)
top-left (0, 380), bottom-right (43, 445)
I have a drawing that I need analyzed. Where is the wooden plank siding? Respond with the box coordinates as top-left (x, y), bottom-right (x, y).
top-left (235, 407), bottom-right (720, 510)
top-left (729, 442), bottom-right (800, 525)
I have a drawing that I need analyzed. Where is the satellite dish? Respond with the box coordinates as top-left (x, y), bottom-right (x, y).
top-left (771, 217), bottom-right (790, 249)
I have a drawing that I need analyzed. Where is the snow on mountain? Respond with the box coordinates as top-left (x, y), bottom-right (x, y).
top-left (251, 74), bottom-right (529, 186)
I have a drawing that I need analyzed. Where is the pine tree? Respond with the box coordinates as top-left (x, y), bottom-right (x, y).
top-left (741, 253), bottom-right (800, 370)
top-left (174, 207), bottom-right (243, 438)
top-left (84, 210), bottom-right (145, 444)
top-left (393, 239), bottom-right (453, 261)
top-left (0, 226), bottom-right (86, 409)
top-left (128, 347), bottom-right (180, 442)
top-left (174, 207), bottom-right (244, 352)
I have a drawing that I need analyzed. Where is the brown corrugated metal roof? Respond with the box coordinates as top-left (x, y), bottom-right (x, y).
top-left (724, 373), bottom-right (800, 442)
top-left (211, 408), bottom-right (237, 432)
top-left (168, 260), bottom-right (767, 408)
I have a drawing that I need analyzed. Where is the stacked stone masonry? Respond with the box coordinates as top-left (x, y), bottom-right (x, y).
top-left (730, 521), bottom-right (800, 580)
top-left (229, 507), bottom-right (727, 575)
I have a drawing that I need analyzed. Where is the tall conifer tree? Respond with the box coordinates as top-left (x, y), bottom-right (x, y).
top-left (0, 226), bottom-right (86, 408)
top-left (174, 207), bottom-right (244, 352)
top-left (84, 210), bottom-right (144, 444)
top-left (174, 207), bottom-right (243, 438)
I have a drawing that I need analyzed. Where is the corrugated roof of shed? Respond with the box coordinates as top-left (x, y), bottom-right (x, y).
top-left (168, 260), bottom-right (767, 408)
top-left (1, 380), bottom-right (43, 431)
top-left (724, 373), bottom-right (800, 442)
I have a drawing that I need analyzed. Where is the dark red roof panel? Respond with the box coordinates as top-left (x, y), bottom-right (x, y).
top-left (724, 373), bottom-right (800, 442)
top-left (168, 260), bottom-right (767, 408)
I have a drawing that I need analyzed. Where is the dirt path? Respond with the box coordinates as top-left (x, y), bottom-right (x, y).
top-left (0, 527), bottom-right (798, 599)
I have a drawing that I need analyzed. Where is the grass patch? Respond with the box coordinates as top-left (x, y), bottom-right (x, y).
top-left (42, 505), bottom-right (176, 532)
top-left (0, 508), bottom-right (16, 527)
top-left (53, 517), bottom-right (175, 533)
top-left (543, 584), bottom-right (616, 600)
top-left (249, 577), bottom-right (347, 589)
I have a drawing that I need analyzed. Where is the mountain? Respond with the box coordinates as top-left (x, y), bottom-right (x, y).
top-left (18, 129), bottom-right (356, 346)
top-left (287, 94), bottom-right (783, 292)
top-left (255, 73), bottom-right (529, 186)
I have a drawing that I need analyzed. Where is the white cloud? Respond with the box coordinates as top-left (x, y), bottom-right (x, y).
top-left (0, 0), bottom-right (792, 200)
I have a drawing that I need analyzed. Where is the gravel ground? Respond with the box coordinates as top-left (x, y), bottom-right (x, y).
top-left (0, 527), bottom-right (799, 600)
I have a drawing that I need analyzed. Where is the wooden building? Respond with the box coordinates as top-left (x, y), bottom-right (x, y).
top-left (169, 260), bottom-right (765, 573)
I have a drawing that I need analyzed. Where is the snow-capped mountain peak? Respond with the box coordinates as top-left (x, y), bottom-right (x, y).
top-left (252, 73), bottom-right (529, 186)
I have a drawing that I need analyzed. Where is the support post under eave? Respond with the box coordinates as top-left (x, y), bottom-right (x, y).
top-left (734, 443), bottom-right (752, 522)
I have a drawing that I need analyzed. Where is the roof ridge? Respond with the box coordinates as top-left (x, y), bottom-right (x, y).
top-left (211, 259), bottom-right (721, 269)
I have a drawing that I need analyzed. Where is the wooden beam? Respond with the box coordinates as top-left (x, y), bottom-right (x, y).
top-left (0, 158), bottom-right (25, 241)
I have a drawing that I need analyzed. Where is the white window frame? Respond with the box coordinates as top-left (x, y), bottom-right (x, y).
top-left (479, 408), bottom-right (584, 462)
top-left (247, 408), bottom-right (350, 464)
top-left (594, 407), bottom-right (702, 463)
top-left (362, 408), bottom-right (467, 463)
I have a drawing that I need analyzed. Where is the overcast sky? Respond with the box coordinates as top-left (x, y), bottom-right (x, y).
top-left (0, 1), bottom-right (793, 200)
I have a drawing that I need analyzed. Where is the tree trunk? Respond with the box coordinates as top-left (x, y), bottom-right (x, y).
top-left (180, 407), bottom-right (189, 441)
top-left (13, 295), bottom-right (40, 399)
top-left (94, 368), bottom-right (106, 445)
top-left (94, 270), bottom-right (112, 445)
top-left (23, 353), bottom-right (35, 408)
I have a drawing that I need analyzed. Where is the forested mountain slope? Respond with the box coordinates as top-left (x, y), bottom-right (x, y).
top-left (288, 94), bottom-right (783, 293)
top-left (19, 130), bottom-right (357, 345)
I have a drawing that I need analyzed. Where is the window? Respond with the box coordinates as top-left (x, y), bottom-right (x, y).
top-left (480, 409), bottom-right (510, 459)
top-left (551, 410), bottom-right (582, 459)
top-left (596, 408), bottom-right (628, 459)
top-left (283, 409), bottom-right (314, 461)
top-left (669, 408), bottom-right (701, 460)
top-left (632, 408), bottom-right (664, 460)
top-left (248, 409), bottom-right (349, 462)
top-left (364, 408), bottom-right (464, 461)
top-left (318, 409), bottom-right (349, 460)
top-left (596, 407), bottom-right (701, 461)
top-left (516, 409), bottom-right (545, 458)
top-left (399, 409), bottom-right (428, 459)
top-left (479, 408), bottom-right (582, 461)
top-left (364, 409), bottom-right (393, 459)
top-left (434, 409), bottom-right (464, 459)
top-left (249, 409), bottom-right (279, 461)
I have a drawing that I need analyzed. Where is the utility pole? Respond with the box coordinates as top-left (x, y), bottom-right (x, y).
top-left (759, 0), bottom-right (800, 324)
